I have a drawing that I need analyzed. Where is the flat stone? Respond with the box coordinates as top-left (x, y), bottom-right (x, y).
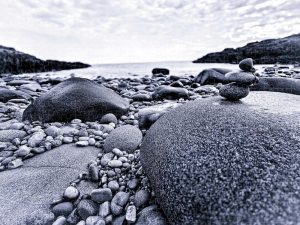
top-left (141, 92), bottom-right (300, 224)
top-left (0, 144), bottom-right (98, 225)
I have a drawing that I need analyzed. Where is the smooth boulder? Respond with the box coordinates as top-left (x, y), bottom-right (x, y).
top-left (22, 77), bottom-right (129, 122)
top-left (103, 125), bottom-right (143, 153)
top-left (193, 68), bottom-right (231, 85)
top-left (0, 88), bottom-right (30, 102)
top-left (141, 92), bottom-right (300, 225)
top-left (152, 68), bottom-right (169, 75)
top-left (152, 86), bottom-right (189, 100)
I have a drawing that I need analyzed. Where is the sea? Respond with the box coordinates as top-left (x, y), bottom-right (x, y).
top-left (20, 61), bottom-right (275, 79)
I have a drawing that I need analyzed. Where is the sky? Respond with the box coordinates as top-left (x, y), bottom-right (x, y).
top-left (0, 0), bottom-right (299, 64)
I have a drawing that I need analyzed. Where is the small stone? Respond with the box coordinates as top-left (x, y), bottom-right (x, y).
top-left (10, 122), bottom-right (24, 130)
top-left (89, 164), bottom-right (99, 182)
top-left (135, 205), bottom-right (167, 225)
top-left (108, 180), bottom-right (119, 192)
top-left (0, 142), bottom-right (7, 150)
top-left (108, 160), bottom-right (122, 168)
top-left (134, 190), bottom-right (150, 207)
top-left (76, 221), bottom-right (86, 225)
top-left (239, 58), bottom-right (254, 72)
top-left (112, 148), bottom-right (123, 157)
top-left (52, 202), bottom-right (74, 217)
top-left (100, 113), bottom-right (118, 124)
top-left (28, 132), bottom-right (45, 147)
top-left (63, 186), bottom-right (80, 200)
top-left (7, 158), bottom-right (23, 169)
top-left (77, 199), bottom-right (98, 220)
top-left (99, 201), bottom-right (110, 217)
top-left (127, 179), bottom-right (139, 190)
top-left (126, 205), bottom-right (137, 223)
top-left (45, 126), bottom-right (61, 137)
top-left (63, 136), bottom-right (73, 143)
top-left (15, 145), bottom-right (31, 157)
top-left (86, 216), bottom-right (105, 225)
top-left (111, 192), bottom-right (129, 215)
top-left (219, 83), bottom-right (250, 100)
top-left (90, 188), bottom-right (113, 203)
top-left (100, 153), bottom-right (114, 166)
top-left (52, 216), bottom-right (67, 225)
top-left (76, 141), bottom-right (89, 147)
top-left (112, 215), bottom-right (125, 225)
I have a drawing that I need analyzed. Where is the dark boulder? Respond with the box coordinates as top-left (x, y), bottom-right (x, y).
top-left (152, 86), bottom-right (189, 100)
top-left (152, 68), bottom-right (170, 75)
top-left (22, 77), bottom-right (129, 122)
top-left (0, 88), bottom-right (31, 102)
top-left (141, 92), bottom-right (300, 224)
top-left (193, 68), bottom-right (231, 85)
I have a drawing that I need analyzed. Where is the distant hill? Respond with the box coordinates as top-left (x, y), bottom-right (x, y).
top-left (193, 33), bottom-right (300, 64)
top-left (0, 45), bottom-right (90, 74)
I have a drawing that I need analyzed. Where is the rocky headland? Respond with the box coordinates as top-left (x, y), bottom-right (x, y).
top-left (0, 59), bottom-right (299, 225)
top-left (0, 45), bottom-right (90, 74)
top-left (193, 33), bottom-right (300, 64)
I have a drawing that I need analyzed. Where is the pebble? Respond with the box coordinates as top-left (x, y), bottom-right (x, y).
top-left (108, 180), bottom-right (120, 192)
top-left (89, 164), bottom-right (99, 181)
top-left (110, 192), bottom-right (129, 215)
top-left (28, 132), bottom-right (45, 147)
top-left (99, 201), bottom-right (110, 217)
top-left (100, 113), bottom-right (118, 124)
top-left (14, 145), bottom-right (31, 157)
top-left (63, 136), bottom-right (73, 144)
top-left (77, 199), bottom-right (98, 220)
top-left (86, 216), bottom-right (105, 225)
top-left (134, 189), bottom-right (150, 207)
top-left (127, 179), bottom-right (139, 190)
top-left (63, 186), bottom-right (80, 200)
top-left (112, 148), bottom-right (123, 157)
top-left (108, 160), bottom-right (122, 168)
top-left (100, 153), bottom-right (114, 166)
top-left (126, 205), bottom-right (137, 223)
top-left (90, 188), bottom-right (113, 203)
top-left (52, 202), bottom-right (74, 217)
top-left (76, 141), bottom-right (89, 147)
top-left (45, 125), bottom-right (61, 137)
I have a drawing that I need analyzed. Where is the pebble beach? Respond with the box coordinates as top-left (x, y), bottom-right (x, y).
top-left (0, 60), bottom-right (300, 225)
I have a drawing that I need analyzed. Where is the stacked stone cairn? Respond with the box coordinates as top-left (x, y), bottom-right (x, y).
top-left (219, 58), bottom-right (258, 100)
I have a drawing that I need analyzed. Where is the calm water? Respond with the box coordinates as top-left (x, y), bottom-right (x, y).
top-left (21, 61), bottom-right (272, 79)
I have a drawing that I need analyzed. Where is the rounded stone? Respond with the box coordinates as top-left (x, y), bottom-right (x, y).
top-left (77, 199), bottom-right (98, 220)
top-left (103, 125), bottom-right (142, 153)
top-left (90, 188), bottom-right (113, 203)
top-left (51, 202), bottom-right (73, 217)
top-left (219, 83), bottom-right (250, 100)
top-left (239, 58), bottom-right (254, 72)
top-left (134, 190), bottom-right (150, 207)
top-left (45, 126), bottom-right (61, 137)
top-left (140, 92), bottom-right (300, 224)
top-left (63, 186), bottom-right (79, 200)
top-left (225, 71), bottom-right (257, 85)
top-left (100, 113), bottom-right (118, 124)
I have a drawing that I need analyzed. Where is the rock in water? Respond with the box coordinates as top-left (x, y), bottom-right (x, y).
top-left (152, 68), bottom-right (169, 75)
top-left (219, 83), bottom-right (250, 100)
top-left (103, 125), bottom-right (142, 153)
top-left (239, 58), bottom-right (254, 72)
top-left (140, 92), bottom-right (300, 225)
top-left (22, 77), bottom-right (129, 122)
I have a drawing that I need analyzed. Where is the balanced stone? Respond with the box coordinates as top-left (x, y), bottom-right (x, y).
top-left (219, 83), bottom-right (250, 100)
top-left (224, 71), bottom-right (257, 85)
top-left (22, 77), bottom-right (129, 122)
top-left (141, 92), bottom-right (300, 224)
top-left (239, 58), bottom-right (254, 72)
top-left (103, 125), bottom-right (142, 153)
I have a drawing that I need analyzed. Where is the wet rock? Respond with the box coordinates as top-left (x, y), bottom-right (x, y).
top-left (111, 192), bottom-right (129, 216)
top-left (77, 199), bottom-right (98, 220)
top-left (152, 86), bottom-right (189, 100)
top-left (90, 188), bottom-right (113, 203)
top-left (52, 202), bottom-right (74, 217)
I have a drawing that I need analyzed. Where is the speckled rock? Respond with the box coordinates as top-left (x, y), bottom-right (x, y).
top-left (239, 58), bottom-right (254, 72)
top-left (141, 92), bottom-right (300, 225)
top-left (0, 130), bottom-right (27, 142)
top-left (219, 83), bottom-right (250, 100)
top-left (103, 125), bottom-right (142, 153)
top-left (22, 77), bottom-right (129, 122)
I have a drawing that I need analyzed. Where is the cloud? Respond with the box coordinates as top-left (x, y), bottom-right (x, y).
top-left (0, 0), bottom-right (299, 63)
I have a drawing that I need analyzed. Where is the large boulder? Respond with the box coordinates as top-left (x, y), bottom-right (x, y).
top-left (22, 77), bottom-right (129, 122)
top-left (141, 92), bottom-right (300, 225)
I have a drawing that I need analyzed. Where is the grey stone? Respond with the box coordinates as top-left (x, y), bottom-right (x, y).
top-left (103, 125), bottom-right (142, 153)
top-left (239, 58), bottom-right (254, 72)
top-left (20, 82), bottom-right (42, 92)
top-left (99, 201), bottom-right (110, 217)
top-left (219, 83), bottom-right (250, 100)
top-left (63, 186), bottom-right (80, 200)
top-left (77, 199), bottom-right (99, 220)
top-left (22, 77), bottom-right (129, 122)
top-left (0, 144), bottom-right (98, 225)
top-left (0, 130), bottom-right (27, 142)
top-left (90, 188), bottom-right (113, 203)
top-left (225, 71), bottom-right (257, 85)
top-left (100, 113), bottom-right (118, 124)
top-left (152, 86), bottom-right (189, 100)
top-left (0, 88), bottom-right (30, 102)
top-left (134, 190), bottom-right (150, 207)
top-left (45, 126), bottom-right (61, 137)
top-left (136, 205), bottom-right (167, 225)
top-left (126, 205), bottom-right (137, 223)
top-left (52, 202), bottom-right (74, 217)
top-left (52, 216), bottom-right (67, 225)
top-left (193, 68), bottom-right (232, 85)
top-left (141, 92), bottom-right (300, 224)
top-left (111, 192), bottom-right (129, 216)
top-left (28, 132), bottom-right (45, 147)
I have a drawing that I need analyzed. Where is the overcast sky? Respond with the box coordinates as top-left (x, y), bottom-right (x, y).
top-left (0, 0), bottom-right (299, 64)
